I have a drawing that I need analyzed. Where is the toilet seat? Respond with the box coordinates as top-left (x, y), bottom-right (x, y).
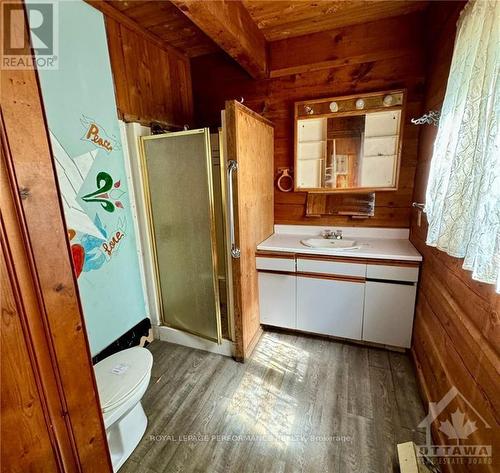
top-left (94, 347), bottom-right (153, 413)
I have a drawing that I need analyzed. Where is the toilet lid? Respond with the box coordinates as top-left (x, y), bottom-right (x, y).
top-left (94, 347), bottom-right (153, 412)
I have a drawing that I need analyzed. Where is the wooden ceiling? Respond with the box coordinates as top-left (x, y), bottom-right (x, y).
top-left (106, 0), bottom-right (219, 57)
top-left (104, 1), bottom-right (428, 57)
top-left (242, 0), bottom-right (429, 41)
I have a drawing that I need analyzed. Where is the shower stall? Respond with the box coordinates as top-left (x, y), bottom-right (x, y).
top-left (137, 101), bottom-right (274, 360)
top-left (140, 129), bottom-right (226, 343)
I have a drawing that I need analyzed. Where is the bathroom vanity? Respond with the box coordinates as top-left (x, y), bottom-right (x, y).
top-left (256, 226), bottom-right (422, 349)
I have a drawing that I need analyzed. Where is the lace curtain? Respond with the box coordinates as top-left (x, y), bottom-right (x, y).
top-left (425, 0), bottom-right (500, 292)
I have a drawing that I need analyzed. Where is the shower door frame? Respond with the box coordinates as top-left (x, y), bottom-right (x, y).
top-left (138, 129), bottom-right (223, 344)
top-left (214, 129), bottom-right (236, 342)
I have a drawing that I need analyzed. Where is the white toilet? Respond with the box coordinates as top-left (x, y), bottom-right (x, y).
top-left (94, 346), bottom-right (153, 472)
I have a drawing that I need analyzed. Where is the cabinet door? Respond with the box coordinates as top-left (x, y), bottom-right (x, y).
top-left (363, 281), bottom-right (417, 348)
top-left (258, 272), bottom-right (296, 329)
top-left (296, 276), bottom-right (364, 339)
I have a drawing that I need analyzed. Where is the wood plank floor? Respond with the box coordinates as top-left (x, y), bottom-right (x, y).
top-left (122, 331), bottom-right (425, 473)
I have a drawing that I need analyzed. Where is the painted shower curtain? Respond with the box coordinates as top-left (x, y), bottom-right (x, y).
top-left (33, 1), bottom-right (146, 355)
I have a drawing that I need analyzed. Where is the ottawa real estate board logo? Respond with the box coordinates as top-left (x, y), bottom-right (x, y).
top-left (416, 386), bottom-right (493, 468)
top-left (1, 1), bottom-right (58, 70)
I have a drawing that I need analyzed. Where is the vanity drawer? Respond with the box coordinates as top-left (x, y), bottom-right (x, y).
top-left (256, 256), bottom-right (295, 272)
top-left (296, 258), bottom-right (366, 278)
top-left (366, 264), bottom-right (419, 283)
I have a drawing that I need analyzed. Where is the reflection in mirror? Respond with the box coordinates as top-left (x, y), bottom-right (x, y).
top-left (295, 90), bottom-right (405, 192)
top-left (326, 115), bottom-right (365, 189)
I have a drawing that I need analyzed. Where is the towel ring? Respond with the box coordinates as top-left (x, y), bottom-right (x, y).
top-left (277, 168), bottom-right (293, 192)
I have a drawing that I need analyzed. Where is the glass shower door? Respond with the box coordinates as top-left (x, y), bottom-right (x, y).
top-left (140, 129), bottom-right (222, 343)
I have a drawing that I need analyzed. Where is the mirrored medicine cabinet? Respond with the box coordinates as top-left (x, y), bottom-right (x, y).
top-left (294, 89), bottom-right (406, 193)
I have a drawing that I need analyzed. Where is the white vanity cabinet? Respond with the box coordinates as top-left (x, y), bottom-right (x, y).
top-left (296, 276), bottom-right (364, 339)
top-left (258, 272), bottom-right (296, 329)
top-left (295, 257), bottom-right (365, 339)
top-left (257, 256), bottom-right (296, 329)
top-left (362, 264), bottom-right (419, 348)
top-left (256, 252), bottom-right (420, 349)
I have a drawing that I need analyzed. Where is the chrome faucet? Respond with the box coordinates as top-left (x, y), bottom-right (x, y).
top-left (321, 229), bottom-right (343, 240)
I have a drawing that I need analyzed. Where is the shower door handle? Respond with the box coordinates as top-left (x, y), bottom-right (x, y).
top-left (227, 160), bottom-right (240, 259)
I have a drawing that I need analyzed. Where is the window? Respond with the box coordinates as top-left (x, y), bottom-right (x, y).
top-left (425, 0), bottom-right (499, 292)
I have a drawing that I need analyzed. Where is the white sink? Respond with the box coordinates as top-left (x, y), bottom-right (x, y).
top-left (300, 238), bottom-right (360, 250)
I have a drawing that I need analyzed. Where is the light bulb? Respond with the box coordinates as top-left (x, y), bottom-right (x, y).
top-left (383, 95), bottom-right (394, 106)
top-left (355, 98), bottom-right (365, 110)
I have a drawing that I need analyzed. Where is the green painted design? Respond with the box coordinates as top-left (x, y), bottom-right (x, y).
top-left (81, 171), bottom-right (115, 212)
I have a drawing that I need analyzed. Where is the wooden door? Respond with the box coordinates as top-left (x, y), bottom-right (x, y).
top-left (0, 4), bottom-right (112, 471)
top-left (224, 101), bottom-right (274, 360)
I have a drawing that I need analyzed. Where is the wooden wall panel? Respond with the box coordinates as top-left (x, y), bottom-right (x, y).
top-left (1, 8), bottom-right (112, 470)
top-left (225, 101), bottom-right (274, 360)
top-left (105, 16), bottom-right (193, 128)
top-left (410, 3), bottom-right (499, 471)
top-left (191, 12), bottom-right (426, 228)
top-left (1, 209), bottom-right (60, 472)
top-left (105, 0), bottom-right (219, 57)
top-left (269, 13), bottom-right (422, 78)
top-left (242, 0), bottom-right (428, 41)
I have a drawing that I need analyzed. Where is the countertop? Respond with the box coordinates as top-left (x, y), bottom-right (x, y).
top-left (256, 225), bottom-right (422, 262)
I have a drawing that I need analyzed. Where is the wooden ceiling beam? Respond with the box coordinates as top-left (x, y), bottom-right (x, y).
top-left (243, 0), bottom-right (428, 42)
top-left (269, 12), bottom-right (424, 78)
top-left (171, 0), bottom-right (268, 79)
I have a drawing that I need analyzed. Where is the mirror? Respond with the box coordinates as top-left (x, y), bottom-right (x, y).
top-left (294, 90), bottom-right (405, 192)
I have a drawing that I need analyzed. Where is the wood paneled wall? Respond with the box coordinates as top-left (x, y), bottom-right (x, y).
top-left (105, 17), bottom-right (193, 128)
top-left (1, 6), bottom-right (111, 469)
top-left (191, 12), bottom-right (426, 228)
top-left (410, 3), bottom-right (499, 471)
top-left (1, 148), bottom-right (62, 473)
top-left (225, 101), bottom-right (274, 360)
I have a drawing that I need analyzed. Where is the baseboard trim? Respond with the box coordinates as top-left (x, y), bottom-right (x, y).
top-left (153, 325), bottom-right (234, 357)
top-left (261, 324), bottom-right (407, 352)
top-left (244, 326), bottom-right (264, 360)
top-left (93, 317), bottom-right (151, 364)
